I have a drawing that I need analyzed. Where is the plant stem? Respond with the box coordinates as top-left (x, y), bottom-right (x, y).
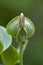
top-left (20, 39), bottom-right (28, 65)
top-left (20, 42), bottom-right (23, 65)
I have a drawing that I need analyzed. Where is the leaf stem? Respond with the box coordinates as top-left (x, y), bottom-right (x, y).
top-left (20, 39), bottom-right (28, 65)
top-left (20, 42), bottom-right (23, 65)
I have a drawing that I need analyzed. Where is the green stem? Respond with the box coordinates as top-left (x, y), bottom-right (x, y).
top-left (19, 39), bottom-right (28, 65)
top-left (20, 42), bottom-right (23, 65)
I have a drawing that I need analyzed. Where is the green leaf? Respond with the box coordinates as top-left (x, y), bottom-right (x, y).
top-left (1, 45), bottom-right (20, 65)
top-left (6, 16), bottom-right (20, 39)
top-left (0, 55), bottom-right (3, 64)
top-left (23, 17), bottom-right (35, 38)
top-left (0, 26), bottom-right (12, 54)
top-left (6, 16), bottom-right (35, 39)
top-left (0, 41), bottom-right (3, 54)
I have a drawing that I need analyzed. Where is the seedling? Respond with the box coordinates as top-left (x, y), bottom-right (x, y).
top-left (0, 13), bottom-right (35, 65)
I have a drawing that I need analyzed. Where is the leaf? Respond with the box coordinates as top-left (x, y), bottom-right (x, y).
top-left (0, 41), bottom-right (3, 54)
top-left (6, 16), bottom-right (35, 39)
top-left (1, 45), bottom-right (20, 65)
top-left (6, 16), bottom-right (20, 39)
top-left (0, 26), bottom-right (12, 54)
top-left (23, 17), bottom-right (35, 38)
top-left (0, 55), bottom-right (3, 64)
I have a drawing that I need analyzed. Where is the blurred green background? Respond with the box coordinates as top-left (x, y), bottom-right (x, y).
top-left (0, 0), bottom-right (43, 65)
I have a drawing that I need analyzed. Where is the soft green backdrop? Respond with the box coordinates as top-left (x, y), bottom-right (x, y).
top-left (0, 0), bottom-right (43, 65)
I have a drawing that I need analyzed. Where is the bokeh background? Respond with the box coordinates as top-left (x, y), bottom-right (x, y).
top-left (0, 0), bottom-right (43, 65)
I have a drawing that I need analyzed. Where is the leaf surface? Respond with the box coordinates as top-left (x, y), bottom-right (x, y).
top-left (0, 26), bottom-right (12, 54)
top-left (1, 45), bottom-right (19, 65)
